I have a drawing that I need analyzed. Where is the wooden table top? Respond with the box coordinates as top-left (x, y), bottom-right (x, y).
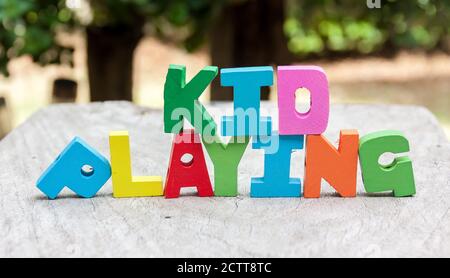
top-left (0, 101), bottom-right (449, 257)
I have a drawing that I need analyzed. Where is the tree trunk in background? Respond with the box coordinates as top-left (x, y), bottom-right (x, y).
top-left (52, 78), bottom-right (77, 103)
top-left (86, 23), bottom-right (143, 101)
top-left (0, 96), bottom-right (11, 138)
top-left (210, 0), bottom-right (291, 101)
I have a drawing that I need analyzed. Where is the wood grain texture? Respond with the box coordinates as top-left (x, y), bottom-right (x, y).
top-left (0, 101), bottom-right (449, 257)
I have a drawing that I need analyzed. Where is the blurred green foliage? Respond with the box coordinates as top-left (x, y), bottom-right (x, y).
top-left (0, 0), bottom-right (76, 76)
top-left (87, 0), bottom-right (221, 51)
top-left (1, 0), bottom-right (450, 77)
top-left (0, 0), bottom-right (221, 76)
top-left (285, 0), bottom-right (450, 57)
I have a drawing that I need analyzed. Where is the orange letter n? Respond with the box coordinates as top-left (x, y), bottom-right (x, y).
top-left (304, 130), bottom-right (359, 198)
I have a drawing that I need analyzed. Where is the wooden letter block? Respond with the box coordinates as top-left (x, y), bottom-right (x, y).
top-left (250, 132), bottom-right (304, 197)
top-left (36, 137), bottom-right (111, 199)
top-left (109, 131), bottom-right (163, 198)
top-left (220, 66), bottom-right (273, 136)
top-left (202, 135), bottom-right (250, 197)
top-left (304, 130), bottom-right (359, 198)
top-left (277, 66), bottom-right (329, 135)
top-left (359, 130), bottom-right (416, 197)
top-left (164, 130), bottom-right (214, 198)
top-left (164, 64), bottom-right (218, 136)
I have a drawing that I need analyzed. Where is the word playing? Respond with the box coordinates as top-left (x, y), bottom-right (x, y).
top-left (36, 65), bottom-right (416, 199)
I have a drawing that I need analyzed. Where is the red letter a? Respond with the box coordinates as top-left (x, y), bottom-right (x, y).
top-left (164, 129), bottom-right (214, 198)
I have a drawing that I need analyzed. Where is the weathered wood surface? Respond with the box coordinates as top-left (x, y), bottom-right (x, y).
top-left (0, 101), bottom-right (449, 257)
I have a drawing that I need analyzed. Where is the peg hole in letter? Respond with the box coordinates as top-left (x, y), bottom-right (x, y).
top-left (295, 87), bottom-right (311, 114)
top-left (180, 153), bottom-right (194, 167)
top-left (378, 152), bottom-right (396, 168)
top-left (81, 164), bottom-right (95, 177)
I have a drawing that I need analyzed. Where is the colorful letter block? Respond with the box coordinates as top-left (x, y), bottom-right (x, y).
top-left (164, 130), bottom-right (214, 198)
top-left (36, 137), bottom-right (111, 199)
top-left (304, 130), bottom-right (359, 198)
top-left (277, 66), bottom-right (329, 135)
top-left (251, 132), bottom-right (304, 197)
top-left (109, 131), bottom-right (163, 198)
top-left (202, 135), bottom-right (250, 197)
top-left (35, 64), bottom-right (418, 203)
top-left (220, 66), bottom-right (273, 136)
top-left (164, 64), bottom-right (218, 136)
top-left (359, 130), bottom-right (415, 197)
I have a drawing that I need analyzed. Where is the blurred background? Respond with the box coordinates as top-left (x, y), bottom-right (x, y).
top-left (0, 0), bottom-right (449, 139)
